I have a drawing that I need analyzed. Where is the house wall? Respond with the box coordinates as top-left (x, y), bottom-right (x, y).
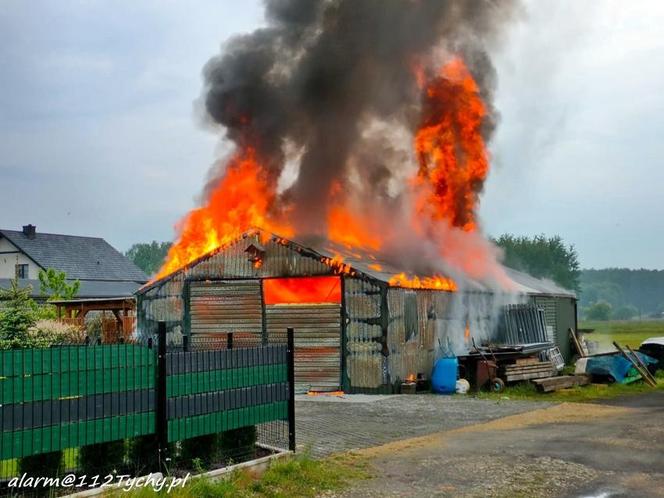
top-left (0, 237), bottom-right (40, 279)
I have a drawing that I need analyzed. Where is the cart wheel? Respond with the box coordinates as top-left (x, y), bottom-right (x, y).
top-left (491, 378), bottom-right (505, 393)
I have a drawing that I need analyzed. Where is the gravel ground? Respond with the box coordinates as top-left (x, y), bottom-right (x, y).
top-left (295, 393), bottom-right (550, 457)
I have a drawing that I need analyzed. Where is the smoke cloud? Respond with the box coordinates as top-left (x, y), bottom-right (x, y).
top-left (193, 0), bottom-right (522, 288)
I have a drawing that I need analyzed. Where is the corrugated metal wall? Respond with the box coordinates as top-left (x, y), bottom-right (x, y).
top-left (387, 288), bottom-right (452, 384)
top-left (344, 278), bottom-right (384, 389)
top-left (137, 233), bottom-right (334, 345)
top-left (137, 231), bottom-right (576, 392)
top-left (266, 304), bottom-right (341, 392)
top-left (189, 280), bottom-right (263, 348)
top-left (533, 296), bottom-right (557, 342)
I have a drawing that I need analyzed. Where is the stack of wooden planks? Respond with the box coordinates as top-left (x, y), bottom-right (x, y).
top-left (532, 375), bottom-right (590, 392)
top-left (500, 359), bottom-right (556, 382)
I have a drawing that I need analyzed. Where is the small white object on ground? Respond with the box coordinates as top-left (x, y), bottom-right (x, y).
top-left (456, 379), bottom-right (470, 394)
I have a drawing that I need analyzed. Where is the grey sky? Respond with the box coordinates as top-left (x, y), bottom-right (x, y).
top-left (1, 1), bottom-right (662, 269)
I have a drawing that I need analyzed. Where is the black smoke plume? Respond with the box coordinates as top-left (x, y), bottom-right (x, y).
top-left (201, 0), bottom-right (519, 234)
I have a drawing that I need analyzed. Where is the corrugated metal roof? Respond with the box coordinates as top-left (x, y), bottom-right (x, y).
top-left (503, 268), bottom-right (576, 298)
top-left (139, 228), bottom-right (576, 298)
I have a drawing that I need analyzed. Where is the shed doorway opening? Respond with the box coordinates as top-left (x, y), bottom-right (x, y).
top-left (264, 276), bottom-right (342, 393)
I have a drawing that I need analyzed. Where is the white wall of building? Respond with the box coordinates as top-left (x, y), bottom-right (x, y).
top-left (0, 237), bottom-right (41, 279)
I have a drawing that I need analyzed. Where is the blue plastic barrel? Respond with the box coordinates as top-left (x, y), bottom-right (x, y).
top-left (431, 357), bottom-right (458, 394)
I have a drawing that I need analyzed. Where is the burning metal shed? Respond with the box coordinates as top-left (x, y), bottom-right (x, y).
top-left (136, 229), bottom-right (576, 393)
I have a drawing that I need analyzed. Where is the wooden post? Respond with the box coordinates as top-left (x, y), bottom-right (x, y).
top-left (626, 345), bottom-right (657, 385)
top-left (613, 341), bottom-right (656, 387)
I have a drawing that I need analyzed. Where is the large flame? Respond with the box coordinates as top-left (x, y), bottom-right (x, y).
top-left (154, 149), bottom-right (292, 280)
top-left (414, 57), bottom-right (489, 232)
top-left (155, 57), bottom-right (494, 291)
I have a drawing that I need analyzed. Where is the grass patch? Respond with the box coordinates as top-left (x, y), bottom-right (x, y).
top-left (476, 370), bottom-right (664, 403)
top-left (109, 452), bottom-right (370, 497)
top-left (580, 320), bottom-right (664, 350)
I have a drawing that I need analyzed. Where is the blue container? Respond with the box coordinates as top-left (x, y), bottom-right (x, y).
top-left (431, 357), bottom-right (458, 394)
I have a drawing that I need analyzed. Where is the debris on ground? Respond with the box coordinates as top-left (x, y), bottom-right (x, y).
top-left (532, 375), bottom-right (590, 392)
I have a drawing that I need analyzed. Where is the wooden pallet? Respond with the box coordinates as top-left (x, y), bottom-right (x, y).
top-left (500, 361), bottom-right (556, 382)
top-left (532, 375), bottom-right (590, 392)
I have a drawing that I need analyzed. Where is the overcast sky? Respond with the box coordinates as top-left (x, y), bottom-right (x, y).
top-left (1, 1), bottom-right (663, 270)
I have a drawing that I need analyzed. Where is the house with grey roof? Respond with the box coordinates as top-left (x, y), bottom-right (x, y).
top-left (0, 224), bottom-right (148, 299)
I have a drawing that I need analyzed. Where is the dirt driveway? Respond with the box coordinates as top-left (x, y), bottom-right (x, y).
top-left (333, 392), bottom-right (664, 498)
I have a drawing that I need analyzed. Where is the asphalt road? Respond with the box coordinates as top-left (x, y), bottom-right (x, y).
top-left (332, 392), bottom-right (664, 498)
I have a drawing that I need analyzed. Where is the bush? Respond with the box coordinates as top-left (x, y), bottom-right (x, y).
top-left (79, 441), bottom-right (125, 477)
top-left (219, 426), bottom-right (257, 462)
top-left (612, 304), bottom-right (639, 320)
top-left (27, 319), bottom-right (86, 346)
top-left (585, 301), bottom-right (612, 321)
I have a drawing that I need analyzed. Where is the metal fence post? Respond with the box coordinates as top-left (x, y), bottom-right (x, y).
top-left (227, 332), bottom-right (234, 350)
top-left (156, 321), bottom-right (168, 473)
top-left (286, 327), bottom-right (296, 452)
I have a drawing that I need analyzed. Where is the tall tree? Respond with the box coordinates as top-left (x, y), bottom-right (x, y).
top-left (494, 234), bottom-right (581, 292)
top-left (125, 241), bottom-right (171, 276)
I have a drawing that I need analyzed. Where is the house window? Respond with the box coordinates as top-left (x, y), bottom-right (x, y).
top-left (15, 264), bottom-right (28, 279)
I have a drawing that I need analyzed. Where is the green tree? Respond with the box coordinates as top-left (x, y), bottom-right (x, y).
top-left (585, 301), bottom-right (612, 321)
top-left (612, 304), bottom-right (639, 320)
top-left (38, 268), bottom-right (80, 300)
top-left (494, 234), bottom-right (581, 292)
top-left (125, 241), bottom-right (171, 276)
top-left (0, 279), bottom-right (36, 342)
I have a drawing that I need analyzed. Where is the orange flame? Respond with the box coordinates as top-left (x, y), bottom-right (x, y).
top-left (388, 272), bottom-right (457, 291)
top-left (154, 149), bottom-right (292, 280)
top-left (413, 57), bottom-right (488, 232)
top-left (263, 277), bottom-right (341, 305)
top-left (155, 56), bottom-right (493, 293)
top-left (327, 204), bottom-right (382, 251)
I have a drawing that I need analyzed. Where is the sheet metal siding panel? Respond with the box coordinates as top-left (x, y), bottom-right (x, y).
top-left (190, 280), bottom-right (263, 347)
top-left (387, 289), bottom-right (451, 383)
top-left (533, 296), bottom-right (557, 342)
top-left (265, 304), bottom-right (341, 392)
top-left (137, 233), bottom-right (334, 346)
top-left (343, 277), bottom-right (383, 389)
top-left (186, 234), bottom-right (333, 280)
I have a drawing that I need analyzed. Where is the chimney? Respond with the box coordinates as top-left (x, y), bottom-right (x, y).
top-left (22, 224), bottom-right (36, 239)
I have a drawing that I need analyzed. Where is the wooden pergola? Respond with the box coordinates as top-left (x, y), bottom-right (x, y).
top-left (51, 296), bottom-right (136, 341)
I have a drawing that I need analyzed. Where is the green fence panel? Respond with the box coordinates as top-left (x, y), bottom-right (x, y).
top-left (166, 364), bottom-right (287, 398)
top-left (167, 401), bottom-right (288, 442)
top-left (0, 345), bottom-right (154, 377)
top-left (0, 345), bottom-right (156, 404)
top-left (0, 412), bottom-right (156, 460)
